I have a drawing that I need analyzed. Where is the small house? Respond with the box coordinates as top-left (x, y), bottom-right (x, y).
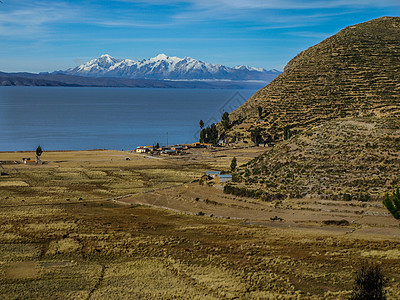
top-left (161, 149), bottom-right (176, 155)
top-left (171, 146), bottom-right (183, 151)
top-left (215, 174), bottom-right (232, 183)
top-left (191, 142), bottom-right (203, 148)
top-left (191, 142), bottom-right (213, 148)
top-left (22, 158), bottom-right (42, 165)
top-left (135, 146), bottom-right (149, 153)
top-left (205, 171), bottom-right (221, 178)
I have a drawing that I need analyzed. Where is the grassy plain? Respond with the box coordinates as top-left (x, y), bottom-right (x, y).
top-left (0, 148), bottom-right (399, 299)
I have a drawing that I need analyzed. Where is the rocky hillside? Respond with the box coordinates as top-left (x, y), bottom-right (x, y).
top-left (224, 17), bottom-right (400, 144)
top-left (231, 117), bottom-right (400, 200)
top-left (222, 17), bottom-right (400, 200)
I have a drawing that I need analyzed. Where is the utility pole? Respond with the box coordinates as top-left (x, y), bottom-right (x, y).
top-left (166, 132), bottom-right (168, 147)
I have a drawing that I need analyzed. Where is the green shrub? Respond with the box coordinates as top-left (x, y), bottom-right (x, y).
top-left (350, 264), bottom-right (387, 300)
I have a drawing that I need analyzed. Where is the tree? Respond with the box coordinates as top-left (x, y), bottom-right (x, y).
top-left (258, 106), bottom-right (263, 118)
top-left (222, 112), bottom-right (229, 122)
top-left (36, 145), bottom-right (43, 161)
top-left (199, 120), bottom-right (204, 129)
top-left (284, 126), bottom-right (291, 140)
top-left (250, 127), bottom-right (263, 146)
top-left (199, 128), bottom-right (206, 143)
top-left (209, 123), bottom-right (219, 145)
top-left (221, 112), bottom-right (230, 130)
top-left (230, 157), bottom-right (237, 172)
top-left (350, 264), bottom-right (387, 300)
top-left (383, 188), bottom-right (400, 222)
top-left (199, 123), bottom-right (219, 145)
top-left (155, 142), bottom-right (160, 149)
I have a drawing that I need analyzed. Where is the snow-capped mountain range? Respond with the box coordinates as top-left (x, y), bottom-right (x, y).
top-left (60, 54), bottom-right (281, 81)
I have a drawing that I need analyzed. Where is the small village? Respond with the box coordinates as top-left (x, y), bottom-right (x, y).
top-left (134, 142), bottom-right (233, 183)
top-left (134, 142), bottom-right (216, 155)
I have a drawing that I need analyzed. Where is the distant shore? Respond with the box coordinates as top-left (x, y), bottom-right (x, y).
top-left (0, 149), bottom-right (109, 153)
top-left (0, 72), bottom-right (268, 90)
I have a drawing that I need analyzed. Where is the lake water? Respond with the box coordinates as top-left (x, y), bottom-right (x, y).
top-left (0, 87), bottom-right (256, 151)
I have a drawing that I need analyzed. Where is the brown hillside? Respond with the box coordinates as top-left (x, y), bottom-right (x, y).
top-left (231, 117), bottom-right (400, 200)
top-left (225, 17), bottom-right (400, 144)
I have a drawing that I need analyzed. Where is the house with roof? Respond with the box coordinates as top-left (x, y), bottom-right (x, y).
top-left (135, 146), bottom-right (149, 153)
top-left (161, 149), bottom-right (176, 155)
top-left (205, 171), bottom-right (221, 178)
top-left (201, 171), bottom-right (232, 183)
top-left (215, 174), bottom-right (232, 183)
top-left (22, 158), bottom-right (42, 165)
top-left (191, 142), bottom-right (213, 148)
top-left (171, 146), bottom-right (183, 151)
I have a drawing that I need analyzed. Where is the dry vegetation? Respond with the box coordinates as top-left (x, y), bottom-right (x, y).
top-left (224, 17), bottom-right (400, 144)
top-left (2, 18), bottom-right (399, 300)
top-left (232, 117), bottom-right (400, 201)
top-left (0, 149), bottom-right (399, 299)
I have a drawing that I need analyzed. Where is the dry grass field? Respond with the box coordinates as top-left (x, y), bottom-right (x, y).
top-left (1, 149), bottom-right (400, 299)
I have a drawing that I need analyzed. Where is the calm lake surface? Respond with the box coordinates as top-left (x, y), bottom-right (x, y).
top-left (0, 87), bottom-right (256, 151)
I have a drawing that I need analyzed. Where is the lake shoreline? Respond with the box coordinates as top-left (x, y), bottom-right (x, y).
top-left (0, 87), bottom-right (256, 152)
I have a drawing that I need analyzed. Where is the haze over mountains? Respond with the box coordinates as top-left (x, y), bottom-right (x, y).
top-left (59, 54), bottom-right (280, 82)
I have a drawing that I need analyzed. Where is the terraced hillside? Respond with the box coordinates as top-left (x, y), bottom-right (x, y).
top-left (230, 117), bottom-right (400, 200)
top-left (224, 17), bottom-right (400, 144)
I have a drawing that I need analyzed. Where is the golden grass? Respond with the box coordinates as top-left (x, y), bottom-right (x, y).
top-left (0, 244), bottom-right (40, 261)
top-left (47, 238), bottom-right (81, 255)
top-left (0, 261), bottom-right (101, 299)
top-left (0, 181), bottom-right (29, 187)
top-left (361, 249), bottom-right (400, 259)
top-left (92, 259), bottom-right (216, 300)
top-left (24, 222), bottom-right (77, 233)
top-left (167, 258), bottom-right (246, 298)
top-left (0, 150), bottom-right (399, 299)
top-left (0, 206), bottom-right (66, 219)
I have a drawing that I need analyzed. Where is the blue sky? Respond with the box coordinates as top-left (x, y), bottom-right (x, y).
top-left (0, 0), bottom-right (399, 73)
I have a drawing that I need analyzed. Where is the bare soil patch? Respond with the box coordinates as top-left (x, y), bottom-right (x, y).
top-left (3, 262), bottom-right (39, 279)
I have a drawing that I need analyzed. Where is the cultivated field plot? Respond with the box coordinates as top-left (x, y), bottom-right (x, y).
top-left (0, 149), bottom-right (399, 299)
top-left (0, 150), bottom-right (205, 205)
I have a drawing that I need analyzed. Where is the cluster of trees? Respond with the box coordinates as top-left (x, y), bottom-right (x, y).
top-left (223, 184), bottom-right (285, 201)
top-left (250, 127), bottom-right (295, 145)
top-left (198, 112), bottom-right (230, 145)
top-left (251, 127), bottom-right (263, 145)
top-left (199, 123), bottom-right (219, 144)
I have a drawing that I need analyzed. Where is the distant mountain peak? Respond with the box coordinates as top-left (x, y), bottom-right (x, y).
top-left (61, 54), bottom-right (281, 82)
top-left (99, 54), bottom-right (113, 59)
top-left (154, 53), bottom-right (168, 60)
